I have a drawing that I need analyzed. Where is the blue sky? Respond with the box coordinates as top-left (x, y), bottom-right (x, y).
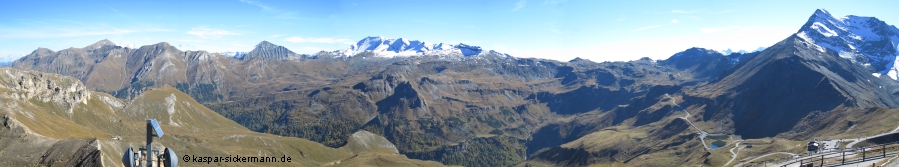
top-left (1, 0), bottom-right (897, 62)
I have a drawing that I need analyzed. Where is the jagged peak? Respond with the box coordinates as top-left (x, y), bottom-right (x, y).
top-left (153, 42), bottom-right (172, 47)
top-left (83, 39), bottom-right (116, 50)
top-left (252, 41), bottom-right (293, 52)
top-left (814, 8), bottom-right (832, 17)
top-left (94, 39), bottom-right (114, 45)
top-left (242, 40), bottom-right (298, 60)
top-left (363, 36), bottom-right (387, 40)
top-left (251, 40), bottom-right (291, 51)
top-left (798, 9), bottom-right (845, 33)
top-left (671, 47), bottom-right (721, 57)
top-left (256, 40), bottom-right (278, 47)
top-left (30, 47), bottom-right (55, 55)
top-left (568, 57), bottom-right (586, 62)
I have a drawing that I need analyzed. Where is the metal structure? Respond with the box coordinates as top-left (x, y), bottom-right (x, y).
top-left (122, 119), bottom-right (178, 167)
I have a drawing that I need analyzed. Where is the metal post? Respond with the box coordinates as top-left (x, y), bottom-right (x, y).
top-left (820, 154), bottom-right (823, 167)
top-left (842, 149), bottom-right (845, 164)
top-left (883, 144), bottom-right (886, 157)
top-left (146, 120), bottom-right (153, 167)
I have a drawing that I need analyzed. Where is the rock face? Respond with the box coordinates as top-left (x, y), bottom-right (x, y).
top-left (0, 115), bottom-right (102, 167)
top-left (242, 41), bottom-right (310, 61)
top-left (797, 9), bottom-right (899, 79)
top-left (39, 139), bottom-right (102, 166)
top-left (0, 67), bottom-right (90, 112)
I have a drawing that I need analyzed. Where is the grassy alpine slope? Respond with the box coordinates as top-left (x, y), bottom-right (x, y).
top-left (0, 67), bottom-right (446, 167)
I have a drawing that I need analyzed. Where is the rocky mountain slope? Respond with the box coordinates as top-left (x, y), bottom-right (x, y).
top-left (524, 9), bottom-right (899, 166)
top-left (8, 9), bottom-right (899, 167)
top-left (695, 33), bottom-right (898, 138)
top-left (798, 9), bottom-right (899, 80)
top-left (0, 67), bottom-right (446, 167)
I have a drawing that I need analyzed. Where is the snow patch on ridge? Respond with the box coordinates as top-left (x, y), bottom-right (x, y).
top-left (812, 22), bottom-right (838, 37)
top-left (797, 32), bottom-right (827, 52)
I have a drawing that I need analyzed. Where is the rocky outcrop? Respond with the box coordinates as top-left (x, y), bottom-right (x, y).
top-left (0, 115), bottom-right (101, 167)
top-left (39, 139), bottom-right (102, 167)
top-left (0, 67), bottom-right (90, 113)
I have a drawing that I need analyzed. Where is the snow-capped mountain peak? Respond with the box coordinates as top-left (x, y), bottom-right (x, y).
top-left (796, 8), bottom-right (899, 80)
top-left (719, 47), bottom-right (766, 55)
top-left (339, 36), bottom-right (503, 57)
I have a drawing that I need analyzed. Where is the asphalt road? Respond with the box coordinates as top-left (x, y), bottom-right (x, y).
top-left (819, 139), bottom-right (842, 152)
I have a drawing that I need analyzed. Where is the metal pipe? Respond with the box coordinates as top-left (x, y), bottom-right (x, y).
top-left (146, 120), bottom-right (153, 167)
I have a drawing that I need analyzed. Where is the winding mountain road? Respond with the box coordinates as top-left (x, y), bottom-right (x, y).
top-left (666, 94), bottom-right (710, 150)
top-left (724, 141), bottom-right (742, 166)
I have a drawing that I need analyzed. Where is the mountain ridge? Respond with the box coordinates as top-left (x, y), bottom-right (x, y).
top-left (6, 9), bottom-right (899, 167)
top-left (798, 8), bottom-right (899, 80)
top-left (0, 66), bottom-right (448, 167)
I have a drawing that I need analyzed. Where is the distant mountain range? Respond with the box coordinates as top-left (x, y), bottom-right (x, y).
top-left (335, 36), bottom-right (510, 57)
top-left (4, 9), bottom-right (899, 167)
top-left (719, 47), bottom-right (767, 55)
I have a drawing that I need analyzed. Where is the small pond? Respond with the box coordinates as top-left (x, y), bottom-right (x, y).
top-left (710, 140), bottom-right (727, 149)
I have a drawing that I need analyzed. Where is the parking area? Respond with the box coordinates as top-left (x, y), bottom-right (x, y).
top-left (817, 138), bottom-right (842, 152)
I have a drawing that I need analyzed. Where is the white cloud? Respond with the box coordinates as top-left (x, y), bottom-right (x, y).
top-left (700, 26), bottom-right (741, 33)
top-left (635, 25), bottom-right (663, 31)
top-left (513, 0), bottom-right (527, 11)
top-left (186, 27), bottom-right (240, 39)
top-left (284, 36), bottom-right (354, 44)
top-left (671, 19), bottom-right (679, 24)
